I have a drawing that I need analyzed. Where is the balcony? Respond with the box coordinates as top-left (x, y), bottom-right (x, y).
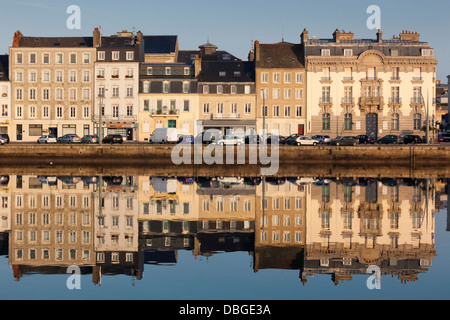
top-left (319, 97), bottom-right (333, 105)
top-left (320, 77), bottom-right (332, 83)
top-left (341, 97), bottom-right (355, 105)
top-left (410, 97), bottom-right (425, 107)
top-left (412, 77), bottom-right (424, 83)
top-left (150, 109), bottom-right (180, 116)
top-left (388, 97), bottom-right (402, 105)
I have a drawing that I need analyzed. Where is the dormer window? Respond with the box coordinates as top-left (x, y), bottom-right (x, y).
top-left (233, 71), bottom-right (241, 77)
top-left (321, 49), bottom-right (331, 56)
top-left (343, 49), bottom-right (353, 56)
top-left (165, 67), bottom-right (171, 75)
top-left (219, 71), bottom-right (226, 77)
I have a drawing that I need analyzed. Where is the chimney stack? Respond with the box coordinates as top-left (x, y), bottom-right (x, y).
top-left (194, 55), bottom-right (202, 77)
top-left (12, 31), bottom-right (23, 47)
top-left (93, 27), bottom-right (102, 47)
top-left (301, 28), bottom-right (309, 44)
top-left (377, 29), bottom-right (383, 43)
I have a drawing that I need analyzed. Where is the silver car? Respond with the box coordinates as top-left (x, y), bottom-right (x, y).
top-left (312, 135), bottom-right (331, 144)
top-left (37, 135), bottom-right (57, 144)
top-left (81, 135), bottom-right (99, 144)
top-left (57, 134), bottom-right (82, 144)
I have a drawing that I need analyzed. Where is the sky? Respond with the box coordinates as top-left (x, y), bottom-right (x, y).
top-left (0, 0), bottom-right (448, 82)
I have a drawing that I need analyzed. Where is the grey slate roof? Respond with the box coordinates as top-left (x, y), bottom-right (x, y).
top-left (198, 60), bottom-right (254, 83)
top-left (16, 36), bottom-right (93, 47)
top-left (143, 35), bottom-right (177, 54)
top-left (256, 43), bottom-right (304, 68)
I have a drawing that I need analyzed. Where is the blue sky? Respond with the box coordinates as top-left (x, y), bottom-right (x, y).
top-left (0, 0), bottom-right (448, 81)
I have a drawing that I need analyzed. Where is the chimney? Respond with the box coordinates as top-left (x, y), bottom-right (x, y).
top-left (301, 28), bottom-right (309, 44)
top-left (333, 29), bottom-right (341, 43)
top-left (194, 55), bottom-right (202, 77)
top-left (248, 50), bottom-right (254, 62)
top-left (93, 27), bottom-right (101, 47)
top-left (254, 40), bottom-right (260, 62)
top-left (377, 29), bottom-right (383, 43)
top-left (12, 31), bottom-right (23, 47)
top-left (399, 30), bottom-right (420, 42)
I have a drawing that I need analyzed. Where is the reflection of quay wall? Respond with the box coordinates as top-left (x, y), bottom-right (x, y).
top-left (302, 180), bottom-right (436, 285)
top-left (9, 175), bottom-right (96, 277)
top-left (253, 179), bottom-right (306, 272)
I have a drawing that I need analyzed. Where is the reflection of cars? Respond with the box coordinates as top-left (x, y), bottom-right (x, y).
top-left (266, 135), bottom-right (282, 144)
top-left (377, 135), bottom-right (401, 144)
top-left (403, 135), bottom-right (423, 144)
top-left (102, 134), bottom-right (123, 144)
top-left (312, 135), bottom-right (331, 144)
top-left (81, 135), bottom-right (99, 144)
top-left (195, 130), bottom-right (222, 144)
top-left (356, 135), bottom-right (376, 144)
top-left (442, 133), bottom-right (450, 142)
top-left (215, 135), bottom-right (244, 146)
top-left (37, 135), bottom-right (57, 144)
top-left (245, 135), bottom-right (261, 144)
top-left (0, 176), bottom-right (9, 185)
top-left (177, 135), bottom-right (194, 144)
top-left (57, 134), bottom-right (81, 144)
top-left (0, 134), bottom-right (10, 144)
top-left (295, 136), bottom-right (318, 146)
top-left (438, 134), bottom-right (444, 142)
top-left (330, 136), bottom-right (359, 146)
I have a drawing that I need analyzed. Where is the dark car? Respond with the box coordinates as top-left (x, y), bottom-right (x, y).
top-left (102, 134), bottom-right (123, 144)
top-left (0, 134), bottom-right (10, 144)
top-left (330, 136), bottom-right (359, 146)
top-left (81, 135), bottom-right (99, 144)
top-left (245, 135), bottom-right (261, 144)
top-left (438, 134), bottom-right (444, 142)
top-left (285, 134), bottom-right (303, 145)
top-left (377, 135), bottom-right (401, 144)
top-left (356, 134), bottom-right (376, 144)
top-left (178, 135), bottom-right (194, 144)
top-left (441, 133), bottom-right (450, 142)
top-left (266, 134), bottom-right (282, 144)
top-left (403, 134), bottom-right (423, 144)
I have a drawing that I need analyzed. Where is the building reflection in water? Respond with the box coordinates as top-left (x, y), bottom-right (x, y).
top-left (0, 172), bottom-right (445, 287)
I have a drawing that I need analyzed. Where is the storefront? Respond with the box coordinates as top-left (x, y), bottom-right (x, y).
top-left (106, 123), bottom-right (135, 141)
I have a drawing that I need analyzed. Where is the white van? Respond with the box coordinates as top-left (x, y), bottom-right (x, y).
top-left (149, 128), bottom-right (179, 143)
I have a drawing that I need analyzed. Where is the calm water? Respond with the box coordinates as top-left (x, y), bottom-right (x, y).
top-left (0, 172), bottom-right (448, 301)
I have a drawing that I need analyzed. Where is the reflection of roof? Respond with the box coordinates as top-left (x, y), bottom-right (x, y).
top-left (144, 35), bottom-right (177, 54)
top-left (0, 55), bottom-right (8, 80)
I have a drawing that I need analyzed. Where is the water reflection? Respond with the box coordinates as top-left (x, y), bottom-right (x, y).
top-left (0, 173), bottom-right (447, 287)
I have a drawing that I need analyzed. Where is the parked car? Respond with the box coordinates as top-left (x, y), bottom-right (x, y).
top-left (356, 134), bottom-right (376, 144)
top-left (266, 134), bottom-right (282, 144)
top-left (438, 133), bottom-right (445, 142)
top-left (81, 135), bottom-right (99, 144)
top-left (178, 134), bottom-right (194, 144)
top-left (102, 134), bottom-right (123, 144)
top-left (377, 135), bottom-right (402, 144)
top-left (403, 134), bottom-right (423, 144)
top-left (312, 135), bottom-right (331, 144)
top-left (329, 136), bottom-right (344, 145)
top-left (279, 136), bottom-right (288, 144)
top-left (57, 134), bottom-right (82, 144)
top-left (245, 135), bottom-right (261, 144)
top-left (330, 136), bottom-right (359, 146)
top-left (37, 135), bottom-right (57, 144)
top-left (294, 136), bottom-right (319, 146)
top-left (149, 128), bottom-right (179, 143)
top-left (0, 137), bottom-right (6, 145)
top-left (442, 133), bottom-right (450, 142)
top-left (0, 134), bottom-right (10, 144)
top-left (215, 135), bottom-right (244, 146)
top-left (195, 130), bottom-right (223, 144)
top-left (285, 134), bottom-right (303, 145)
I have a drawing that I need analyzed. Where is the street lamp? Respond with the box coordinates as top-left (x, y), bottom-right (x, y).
top-left (98, 91), bottom-right (106, 145)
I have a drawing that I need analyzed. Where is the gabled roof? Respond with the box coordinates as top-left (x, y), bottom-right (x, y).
top-left (143, 35), bottom-right (178, 54)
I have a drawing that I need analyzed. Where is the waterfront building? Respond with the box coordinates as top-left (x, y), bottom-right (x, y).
top-left (254, 41), bottom-right (307, 136)
top-left (435, 80), bottom-right (448, 131)
top-left (9, 31), bottom-right (96, 141)
top-left (0, 55), bottom-right (11, 138)
top-left (137, 35), bottom-right (198, 141)
top-left (196, 42), bottom-right (256, 135)
top-left (93, 28), bottom-right (142, 141)
top-left (303, 29), bottom-right (438, 139)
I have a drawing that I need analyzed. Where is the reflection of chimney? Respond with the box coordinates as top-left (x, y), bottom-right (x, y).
top-left (194, 55), bottom-right (202, 77)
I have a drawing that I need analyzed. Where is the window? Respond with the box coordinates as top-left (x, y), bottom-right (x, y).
top-left (29, 53), bottom-right (36, 64)
top-left (344, 113), bottom-right (353, 130)
top-left (112, 51), bottom-right (120, 60)
top-left (98, 51), bottom-right (105, 60)
top-left (284, 73), bottom-right (291, 83)
top-left (82, 88), bottom-right (90, 100)
top-left (16, 88), bottom-right (23, 100)
top-left (217, 85), bottom-right (223, 94)
top-left (273, 73), bottom-right (280, 83)
top-left (344, 49), bottom-right (353, 56)
top-left (414, 113), bottom-right (422, 130)
top-left (70, 106), bottom-right (76, 118)
top-left (112, 86), bottom-right (119, 97)
top-left (296, 106), bottom-right (303, 117)
top-left (126, 51), bottom-right (134, 61)
top-left (69, 88), bottom-right (77, 100)
top-left (56, 71), bottom-right (63, 82)
top-left (83, 106), bottom-right (90, 118)
top-left (42, 89), bottom-right (49, 100)
top-left (273, 105), bottom-right (279, 117)
top-left (147, 67), bottom-right (152, 75)
top-left (56, 88), bottom-right (63, 100)
top-left (29, 106), bottom-right (36, 118)
top-left (231, 85), bottom-right (237, 94)
top-left (391, 49), bottom-right (399, 57)
top-left (16, 71), bottom-right (23, 82)
top-left (261, 72), bottom-right (269, 83)
top-left (126, 87), bottom-right (133, 97)
top-left (295, 88), bottom-right (303, 100)
top-left (322, 113), bottom-right (330, 130)
top-left (163, 82), bottom-right (170, 93)
top-left (56, 106), bottom-right (63, 118)
top-left (203, 85), bottom-right (209, 94)
top-left (296, 72), bottom-right (304, 83)
top-left (83, 71), bottom-right (90, 82)
top-left (184, 100), bottom-right (190, 112)
top-left (42, 71), bottom-right (50, 82)
top-left (421, 49), bottom-right (434, 57)
top-left (284, 106), bottom-right (291, 117)
top-left (284, 89), bottom-right (291, 99)
top-left (184, 67), bottom-right (190, 75)
top-left (127, 105), bottom-right (133, 116)
top-left (29, 72), bottom-right (36, 82)
top-left (183, 82), bottom-right (190, 94)
top-left (69, 71), bottom-right (76, 82)
top-left (83, 53), bottom-right (90, 64)
top-left (43, 53), bottom-right (50, 64)
top-left (165, 67), bottom-right (171, 75)
top-left (203, 103), bottom-right (209, 114)
top-left (70, 53), bottom-right (77, 64)
top-left (29, 88), bottom-right (36, 100)
top-left (29, 124), bottom-right (42, 136)
top-left (16, 53), bottom-right (23, 64)
top-left (321, 49), bottom-right (331, 56)
top-left (245, 103), bottom-right (251, 115)
top-left (391, 113), bottom-right (399, 131)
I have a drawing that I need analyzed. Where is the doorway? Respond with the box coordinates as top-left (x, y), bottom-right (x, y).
top-left (366, 113), bottom-right (378, 139)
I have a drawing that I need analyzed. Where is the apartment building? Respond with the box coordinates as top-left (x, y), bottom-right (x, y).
top-left (9, 31), bottom-right (96, 141)
top-left (303, 28), bottom-right (438, 138)
top-left (196, 42), bottom-right (256, 136)
top-left (138, 36), bottom-right (199, 141)
top-left (254, 41), bottom-right (307, 136)
top-left (0, 55), bottom-right (11, 137)
top-left (93, 28), bottom-right (142, 141)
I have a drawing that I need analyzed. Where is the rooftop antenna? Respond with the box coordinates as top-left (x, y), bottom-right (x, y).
top-left (281, 18), bottom-right (285, 43)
